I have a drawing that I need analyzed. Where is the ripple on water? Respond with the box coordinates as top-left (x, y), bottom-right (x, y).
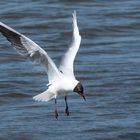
top-left (0, 0), bottom-right (140, 140)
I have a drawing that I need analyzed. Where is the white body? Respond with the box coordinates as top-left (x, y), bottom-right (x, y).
top-left (35, 72), bottom-right (79, 102)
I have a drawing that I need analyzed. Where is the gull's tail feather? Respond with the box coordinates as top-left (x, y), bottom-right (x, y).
top-left (33, 91), bottom-right (55, 102)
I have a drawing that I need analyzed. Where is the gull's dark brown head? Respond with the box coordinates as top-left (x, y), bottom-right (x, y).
top-left (73, 82), bottom-right (86, 101)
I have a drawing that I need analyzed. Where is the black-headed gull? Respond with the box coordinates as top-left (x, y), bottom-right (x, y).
top-left (0, 11), bottom-right (85, 118)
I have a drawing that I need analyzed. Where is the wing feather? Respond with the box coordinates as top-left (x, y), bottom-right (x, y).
top-left (59, 11), bottom-right (81, 77)
top-left (0, 22), bottom-right (60, 82)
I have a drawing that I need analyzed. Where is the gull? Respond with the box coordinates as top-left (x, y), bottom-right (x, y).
top-left (0, 11), bottom-right (85, 119)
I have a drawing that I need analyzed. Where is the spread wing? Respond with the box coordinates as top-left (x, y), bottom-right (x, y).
top-left (0, 22), bottom-right (60, 83)
top-left (59, 11), bottom-right (81, 78)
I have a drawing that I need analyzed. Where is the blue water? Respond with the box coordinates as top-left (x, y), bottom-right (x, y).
top-left (0, 0), bottom-right (140, 139)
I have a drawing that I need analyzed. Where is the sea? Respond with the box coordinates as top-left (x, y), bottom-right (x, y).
top-left (0, 0), bottom-right (140, 139)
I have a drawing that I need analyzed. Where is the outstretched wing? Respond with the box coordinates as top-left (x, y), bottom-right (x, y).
top-left (59, 11), bottom-right (81, 77)
top-left (0, 22), bottom-right (60, 82)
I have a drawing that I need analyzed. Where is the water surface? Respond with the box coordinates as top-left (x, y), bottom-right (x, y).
top-left (0, 0), bottom-right (140, 139)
